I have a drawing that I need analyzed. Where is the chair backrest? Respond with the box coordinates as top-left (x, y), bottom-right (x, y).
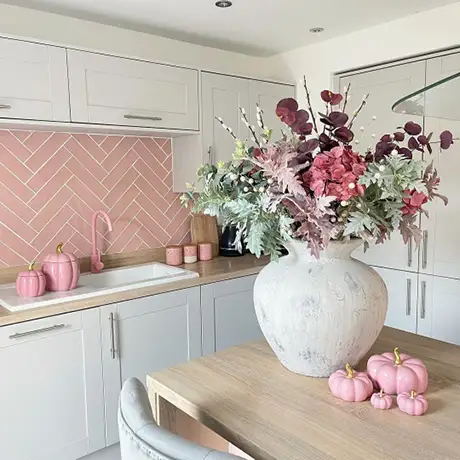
top-left (118, 378), bottom-right (242, 460)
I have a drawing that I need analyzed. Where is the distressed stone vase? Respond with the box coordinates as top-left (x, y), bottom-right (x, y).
top-left (253, 239), bottom-right (388, 377)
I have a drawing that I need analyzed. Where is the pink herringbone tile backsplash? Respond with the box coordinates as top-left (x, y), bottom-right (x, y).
top-left (0, 130), bottom-right (191, 268)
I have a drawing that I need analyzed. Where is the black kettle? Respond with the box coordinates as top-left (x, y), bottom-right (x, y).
top-left (220, 225), bottom-right (244, 257)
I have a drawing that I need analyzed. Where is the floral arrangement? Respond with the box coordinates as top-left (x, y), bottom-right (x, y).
top-left (182, 78), bottom-right (454, 259)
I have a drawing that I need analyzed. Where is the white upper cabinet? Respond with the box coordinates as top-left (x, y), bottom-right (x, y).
top-left (0, 310), bottom-right (105, 460)
top-left (67, 50), bottom-right (199, 130)
top-left (339, 61), bottom-right (426, 271)
top-left (422, 53), bottom-right (460, 279)
top-left (201, 72), bottom-right (250, 164)
top-left (0, 38), bottom-right (69, 122)
top-left (249, 80), bottom-right (295, 137)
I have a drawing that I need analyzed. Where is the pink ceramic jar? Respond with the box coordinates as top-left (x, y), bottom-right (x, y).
top-left (183, 244), bottom-right (198, 264)
top-left (41, 243), bottom-right (80, 292)
top-left (16, 261), bottom-right (46, 298)
top-left (198, 242), bottom-right (213, 261)
top-left (166, 246), bottom-right (184, 266)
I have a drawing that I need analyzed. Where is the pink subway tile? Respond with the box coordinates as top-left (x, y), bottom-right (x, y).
top-left (132, 140), bottom-right (168, 177)
top-left (23, 131), bottom-right (53, 153)
top-left (90, 135), bottom-right (107, 146)
top-left (0, 226), bottom-right (38, 265)
top-left (26, 146), bottom-right (72, 191)
top-left (0, 182), bottom-right (35, 222)
top-left (36, 224), bottom-right (75, 262)
top-left (100, 135), bottom-right (123, 154)
top-left (166, 206), bottom-right (191, 234)
top-left (167, 215), bottom-right (191, 246)
top-left (108, 185), bottom-right (140, 218)
top-left (10, 130), bottom-right (32, 142)
top-left (101, 137), bottom-right (137, 172)
top-left (0, 201), bottom-right (37, 242)
top-left (72, 134), bottom-right (107, 163)
top-left (162, 154), bottom-right (172, 171)
top-left (134, 176), bottom-right (169, 212)
top-left (120, 233), bottom-right (142, 253)
top-left (67, 176), bottom-right (106, 213)
top-left (31, 205), bottom-right (74, 248)
top-left (65, 137), bottom-right (107, 181)
top-left (0, 142), bottom-right (33, 183)
top-left (133, 157), bottom-right (169, 197)
top-left (25, 133), bottom-right (70, 172)
top-left (139, 137), bottom-right (169, 162)
top-left (0, 131), bottom-right (32, 162)
top-left (102, 149), bottom-right (138, 190)
top-left (0, 165), bottom-right (34, 201)
top-left (134, 192), bottom-right (170, 229)
top-left (136, 210), bottom-right (170, 245)
top-left (136, 224), bottom-right (162, 248)
top-left (66, 156), bottom-right (108, 198)
top-left (104, 167), bottom-right (139, 209)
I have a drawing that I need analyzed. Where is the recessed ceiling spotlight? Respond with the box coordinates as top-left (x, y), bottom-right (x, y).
top-left (215, 0), bottom-right (233, 8)
top-left (309, 27), bottom-right (324, 33)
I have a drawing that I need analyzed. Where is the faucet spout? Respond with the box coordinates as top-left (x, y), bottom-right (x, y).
top-left (91, 211), bottom-right (114, 273)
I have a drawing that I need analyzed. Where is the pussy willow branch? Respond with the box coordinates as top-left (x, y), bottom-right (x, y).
top-left (348, 94), bottom-right (369, 129)
top-left (342, 83), bottom-right (351, 113)
top-left (303, 76), bottom-right (319, 135)
top-left (240, 107), bottom-right (261, 147)
top-left (215, 116), bottom-right (237, 139)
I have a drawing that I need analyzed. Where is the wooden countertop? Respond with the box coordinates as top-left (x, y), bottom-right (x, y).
top-left (0, 255), bottom-right (268, 328)
top-left (147, 327), bottom-right (460, 460)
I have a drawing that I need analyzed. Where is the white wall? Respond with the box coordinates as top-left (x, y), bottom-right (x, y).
top-left (0, 3), bottom-right (286, 82)
top-left (269, 2), bottom-right (460, 107)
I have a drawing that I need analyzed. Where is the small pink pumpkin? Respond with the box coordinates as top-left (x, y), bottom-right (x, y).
top-left (397, 390), bottom-right (428, 416)
top-left (41, 243), bottom-right (80, 292)
top-left (370, 389), bottom-right (393, 410)
top-left (16, 261), bottom-right (46, 298)
top-left (367, 347), bottom-right (428, 395)
top-left (328, 363), bottom-right (373, 402)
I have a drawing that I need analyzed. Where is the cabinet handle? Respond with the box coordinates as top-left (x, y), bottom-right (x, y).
top-left (420, 280), bottom-right (427, 319)
top-left (124, 114), bottom-right (163, 121)
top-left (207, 146), bottom-right (212, 163)
top-left (0, 104), bottom-right (11, 110)
top-left (407, 237), bottom-right (413, 268)
top-left (109, 313), bottom-right (117, 359)
top-left (406, 278), bottom-right (412, 316)
top-left (422, 230), bottom-right (428, 269)
top-left (9, 323), bottom-right (66, 339)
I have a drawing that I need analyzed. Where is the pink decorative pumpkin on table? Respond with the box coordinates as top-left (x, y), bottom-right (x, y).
top-left (397, 390), bottom-right (429, 416)
top-left (367, 347), bottom-right (428, 395)
top-left (16, 261), bottom-right (46, 298)
top-left (328, 363), bottom-right (373, 402)
top-left (41, 243), bottom-right (80, 292)
top-left (370, 389), bottom-right (393, 410)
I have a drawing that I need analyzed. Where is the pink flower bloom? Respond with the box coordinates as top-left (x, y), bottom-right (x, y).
top-left (329, 146), bottom-right (345, 158)
top-left (330, 163), bottom-right (346, 180)
top-left (402, 190), bottom-right (428, 215)
top-left (325, 183), bottom-right (343, 199)
top-left (311, 179), bottom-right (326, 196)
top-left (312, 153), bottom-right (331, 169)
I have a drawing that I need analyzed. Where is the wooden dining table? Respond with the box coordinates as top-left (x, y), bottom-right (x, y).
top-left (147, 327), bottom-right (460, 460)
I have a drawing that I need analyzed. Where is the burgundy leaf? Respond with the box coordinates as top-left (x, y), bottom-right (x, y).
top-left (319, 133), bottom-right (331, 144)
top-left (404, 121), bottom-right (422, 136)
top-left (318, 112), bottom-right (333, 127)
top-left (398, 147), bottom-right (412, 159)
top-left (427, 143), bottom-right (433, 154)
top-left (333, 127), bottom-right (354, 143)
top-left (375, 141), bottom-right (395, 157)
top-left (408, 136), bottom-right (420, 151)
top-left (380, 134), bottom-right (392, 143)
top-left (365, 152), bottom-right (374, 162)
top-left (440, 130), bottom-right (454, 150)
top-left (276, 98), bottom-right (298, 113)
top-left (298, 138), bottom-right (319, 154)
top-left (330, 93), bottom-right (343, 106)
top-left (418, 135), bottom-right (428, 145)
top-left (321, 90), bottom-right (333, 103)
top-left (394, 132), bottom-right (405, 142)
top-left (276, 107), bottom-right (296, 126)
top-left (329, 111), bottom-right (348, 128)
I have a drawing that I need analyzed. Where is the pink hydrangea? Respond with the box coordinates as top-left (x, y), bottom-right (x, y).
top-left (302, 146), bottom-right (367, 201)
top-left (402, 190), bottom-right (428, 215)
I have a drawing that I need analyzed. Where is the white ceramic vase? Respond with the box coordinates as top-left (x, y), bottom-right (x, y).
top-left (253, 239), bottom-right (388, 377)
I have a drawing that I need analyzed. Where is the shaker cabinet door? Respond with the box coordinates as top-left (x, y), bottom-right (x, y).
top-left (202, 275), bottom-right (263, 355)
top-left (339, 61), bottom-right (426, 271)
top-left (101, 288), bottom-right (202, 446)
top-left (67, 50), bottom-right (199, 130)
top-left (201, 72), bottom-right (250, 164)
top-left (0, 310), bottom-right (105, 460)
top-left (372, 266), bottom-right (418, 334)
top-left (0, 37), bottom-right (69, 122)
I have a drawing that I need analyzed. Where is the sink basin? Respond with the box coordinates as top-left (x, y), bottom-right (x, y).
top-left (0, 263), bottom-right (199, 312)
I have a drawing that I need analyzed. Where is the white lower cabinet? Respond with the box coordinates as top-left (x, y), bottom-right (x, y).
top-left (0, 310), bottom-right (105, 460)
top-left (100, 287), bottom-right (202, 446)
top-left (201, 275), bottom-right (263, 355)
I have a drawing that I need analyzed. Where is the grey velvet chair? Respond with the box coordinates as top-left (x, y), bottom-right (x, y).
top-left (118, 377), bottom-right (242, 460)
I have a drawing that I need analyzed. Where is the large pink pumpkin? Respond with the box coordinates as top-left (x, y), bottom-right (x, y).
top-left (16, 261), bottom-right (46, 298)
top-left (328, 363), bottom-right (373, 402)
top-left (41, 243), bottom-right (80, 292)
top-left (367, 347), bottom-right (428, 395)
top-left (397, 390), bottom-right (428, 416)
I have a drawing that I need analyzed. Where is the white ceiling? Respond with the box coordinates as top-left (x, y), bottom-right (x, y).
top-left (3, 0), bottom-right (459, 56)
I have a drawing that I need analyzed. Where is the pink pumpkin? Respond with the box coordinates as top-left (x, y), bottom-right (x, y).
top-left (367, 347), bottom-right (428, 395)
top-left (370, 389), bottom-right (393, 410)
top-left (328, 363), bottom-right (373, 402)
top-left (16, 261), bottom-right (46, 298)
top-left (397, 390), bottom-right (428, 416)
top-left (41, 243), bottom-right (80, 292)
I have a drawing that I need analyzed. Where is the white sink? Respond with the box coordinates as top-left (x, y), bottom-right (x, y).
top-left (0, 263), bottom-right (199, 312)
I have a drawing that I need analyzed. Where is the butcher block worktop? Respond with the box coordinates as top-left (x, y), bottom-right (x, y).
top-left (147, 327), bottom-right (460, 460)
top-left (0, 254), bottom-right (268, 327)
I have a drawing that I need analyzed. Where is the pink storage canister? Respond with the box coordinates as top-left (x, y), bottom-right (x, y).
top-left (198, 242), bottom-right (213, 261)
top-left (183, 244), bottom-right (198, 264)
top-left (166, 245), bottom-right (183, 266)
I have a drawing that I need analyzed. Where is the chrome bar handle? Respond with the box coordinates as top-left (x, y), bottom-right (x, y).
top-left (109, 313), bottom-right (116, 360)
top-left (0, 104), bottom-right (12, 110)
top-left (420, 281), bottom-right (427, 319)
top-left (124, 114), bottom-right (163, 121)
top-left (422, 230), bottom-right (428, 269)
top-left (407, 237), bottom-right (413, 268)
top-left (9, 323), bottom-right (66, 339)
top-left (207, 146), bottom-right (212, 163)
top-left (406, 278), bottom-right (412, 316)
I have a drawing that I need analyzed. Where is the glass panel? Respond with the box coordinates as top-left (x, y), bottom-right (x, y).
top-left (392, 71), bottom-right (460, 121)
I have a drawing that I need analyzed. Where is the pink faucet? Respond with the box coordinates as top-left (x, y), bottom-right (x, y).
top-left (91, 211), bottom-right (114, 273)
